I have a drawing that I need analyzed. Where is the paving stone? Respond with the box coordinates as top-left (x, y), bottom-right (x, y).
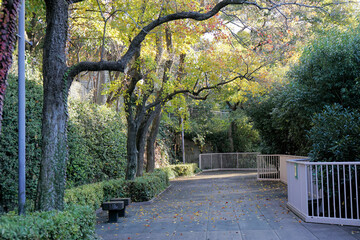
top-left (171, 231), bottom-right (207, 240)
top-left (175, 221), bottom-right (207, 232)
top-left (206, 230), bottom-right (243, 240)
top-left (302, 223), bottom-right (358, 240)
top-left (207, 220), bottom-right (240, 231)
top-left (96, 171), bottom-right (358, 240)
top-left (274, 227), bottom-right (318, 240)
top-left (141, 221), bottom-right (177, 234)
top-left (238, 217), bottom-right (272, 230)
top-left (241, 230), bottom-right (280, 240)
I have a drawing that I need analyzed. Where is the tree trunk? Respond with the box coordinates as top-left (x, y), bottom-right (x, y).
top-left (0, 0), bottom-right (21, 133)
top-left (136, 122), bottom-right (147, 177)
top-left (126, 119), bottom-right (138, 180)
top-left (228, 121), bottom-right (234, 152)
top-left (124, 52), bottom-right (143, 180)
top-left (36, 0), bottom-right (69, 211)
top-left (136, 104), bottom-right (162, 176)
top-left (94, 71), bottom-right (106, 104)
top-left (146, 106), bottom-right (162, 172)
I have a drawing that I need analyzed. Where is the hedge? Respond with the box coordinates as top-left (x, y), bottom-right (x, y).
top-left (0, 164), bottom-right (199, 239)
top-left (0, 204), bottom-right (97, 240)
top-left (127, 169), bottom-right (169, 202)
top-left (64, 164), bottom-right (199, 208)
top-left (64, 169), bottom-right (169, 209)
top-left (162, 163), bottom-right (200, 179)
top-left (64, 183), bottom-right (104, 211)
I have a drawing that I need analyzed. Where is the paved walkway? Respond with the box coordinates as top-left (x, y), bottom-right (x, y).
top-left (96, 171), bottom-right (360, 240)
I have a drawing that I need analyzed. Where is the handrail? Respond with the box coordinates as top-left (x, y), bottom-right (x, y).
top-left (287, 159), bottom-right (360, 165)
top-left (287, 159), bottom-right (360, 226)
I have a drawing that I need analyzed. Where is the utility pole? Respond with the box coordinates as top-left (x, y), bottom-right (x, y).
top-left (18, 0), bottom-right (26, 216)
top-left (181, 117), bottom-right (185, 164)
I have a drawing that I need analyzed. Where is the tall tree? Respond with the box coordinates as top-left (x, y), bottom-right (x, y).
top-left (38, 0), bottom-right (341, 210)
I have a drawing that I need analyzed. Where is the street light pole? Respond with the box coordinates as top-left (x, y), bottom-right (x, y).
top-left (18, 0), bottom-right (26, 216)
top-left (181, 117), bottom-right (185, 164)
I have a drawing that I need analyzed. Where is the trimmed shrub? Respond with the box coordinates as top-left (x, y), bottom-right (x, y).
top-left (64, 183), bottom-right (104, 211)
top-left (0, 204), bottom-right (96, 240)
top-left (171, 163), bottom-right (199, 177)
top-left (162, 163), bottom-right (200, 179)
top-left (64, 164), bottom-right (197, 207)
top-left (126, 170), bottom-right (169, 202)
top-left (102, 179), bottom-right (127, 201)
top-left (160, 167), bottom-right (177, 180)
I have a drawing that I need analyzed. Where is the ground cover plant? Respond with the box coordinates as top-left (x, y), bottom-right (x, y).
top-left (0, 204), bottom-right (97, 240)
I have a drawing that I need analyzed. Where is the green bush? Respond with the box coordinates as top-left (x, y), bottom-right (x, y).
top-left (126, 170), bottom-right (169, 202)
top-left (0, 204), bottom-right (96, 240)
top-left (102, 179), bottom-right (127, 201)
top-left (64, 169), bottom-right (169, 207)
top-left (161, 163), bottom-right (199, 180)
top-left (64, 183), bottom-right (104, 211)
top-left (65, 164), bottom-right (196, 207)
top-left (67, 100), bottom-right (127, 187)
top-left (308, 104), bottom-right (360, 162)
top-left (308, 105), bottom-right (360, 219)
top-left (64, 179), bottom-right (128, 210)
top-left (247, 28), bottom-right (360, 155)
top-left (160, 167), bottom-right (177, 180)
top-left (0, 75), bottom-right (43, 212)
top-left (171, 163), bottom-right (199, 177)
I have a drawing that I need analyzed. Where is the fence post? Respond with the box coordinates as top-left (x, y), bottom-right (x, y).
top-left (236, 153), bottom-right (239, 168)
top-left (199, 154), bottom-right (202, 169)
top-left (221, 154), bottom-right (223, 169)
top-left (257, 155), bottom-right (259, 179)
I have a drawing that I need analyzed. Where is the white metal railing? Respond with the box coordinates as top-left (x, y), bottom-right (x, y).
top-left (257, 155), bottom-right (307, 183)
top-left (257, 155), bottom-right (280, 181)
top-left (287, 159), bottom-right (360, 226)
top-left (199, 152), bottom-right (259, 170)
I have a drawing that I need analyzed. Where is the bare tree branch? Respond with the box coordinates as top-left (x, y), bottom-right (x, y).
top-left (244, 1), bottom-right (328, 13)
top-left (144, 73), bottom-right (252, 111)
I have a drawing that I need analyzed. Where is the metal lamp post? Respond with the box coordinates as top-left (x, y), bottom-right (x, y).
top-left (18, 0), bottom-right (26, 216)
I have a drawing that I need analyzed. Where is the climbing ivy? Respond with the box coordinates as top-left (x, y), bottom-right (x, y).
top-left (0, 0), bottom-right (21, 133)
